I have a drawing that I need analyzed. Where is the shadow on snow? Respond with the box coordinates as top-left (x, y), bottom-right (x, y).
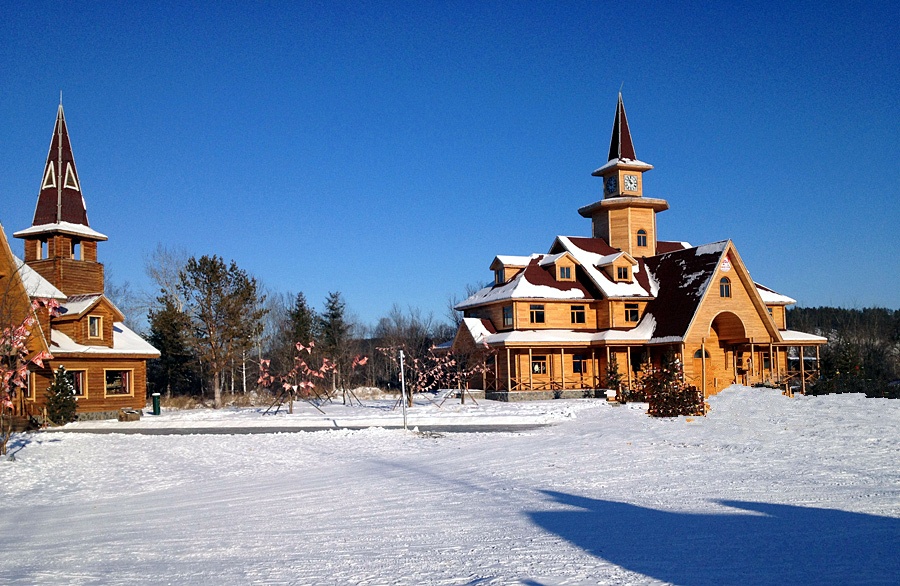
top-left (528, 490), bottom-right (900, 585)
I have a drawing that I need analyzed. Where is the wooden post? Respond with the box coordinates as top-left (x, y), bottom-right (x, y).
top-left (626, 346), bottom-right (632, 390)
top-left (506, 348), bottom-right (511, 392)
top-left (800, 345), bottom-right (806, 394)
top-left (494, 354), bottom-right (499, 391)
top-left (592, 348), bottom-right (597, 389)
top-left (561, 348), bottom-right (566, 390)
top-left (769, 342), bottom-right (774, 382)
top-left (679, 343), bottom-right (685, 383)
top-left (749, 341), bottom-right (755, 384)
top-left (528, 348), bottom-right (533, 390)
top-left (815, 345), bottom-right (820, 377)
top-left (605, 346), bottom-right (611, 387)
top-left (701, 339), bottom-right (707, 397)
top-left (732, 346), bottom-right (737, 384)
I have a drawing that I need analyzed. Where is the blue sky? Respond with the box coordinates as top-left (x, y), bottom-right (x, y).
top-left (1, 1), bottom-right (898, 327)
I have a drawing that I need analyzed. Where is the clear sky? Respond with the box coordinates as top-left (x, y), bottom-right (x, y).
top-left (1, 1), bottom-right (898, 327)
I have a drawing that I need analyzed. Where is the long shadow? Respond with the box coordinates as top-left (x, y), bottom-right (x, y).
top-left (529, 491), bottom-right (900, 585)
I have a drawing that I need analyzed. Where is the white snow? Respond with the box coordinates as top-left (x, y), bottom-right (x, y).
top-left (756, 282), bottom-right (797, 305)
top-left (779, 329), bottom-right (828, 342)
top-left (556, 236), bottom-right (652, 298)
top-left (13, 256), bottom-right (67, 299)
top-left (1, 388), bottom-right (898, 585)
top-left (51, 323), bottom-right (161, 356)
top-left (2, 388), bottom-right (897, 585)
top-left (694, 241), bottom-right (727, 256)
top-left (591, 157), bottom-right (654, 175)
top-left (13, 221), bottom-right (108, 241)
top-left (456, 267), bottom-right (585, 309)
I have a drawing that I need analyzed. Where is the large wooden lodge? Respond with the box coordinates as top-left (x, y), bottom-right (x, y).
top-left (452, 95), bottom-right (826, 399)
top-left (3, 104), bottom-right (158, 420)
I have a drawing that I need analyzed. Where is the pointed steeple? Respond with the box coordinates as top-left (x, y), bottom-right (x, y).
top-left (31, 104), bottom-right (90, 227)
top-left (607, 92), bottom-right (637, 161)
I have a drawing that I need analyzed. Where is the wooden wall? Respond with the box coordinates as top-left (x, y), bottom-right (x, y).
top-left (28, 357), bottom-right (148, 414)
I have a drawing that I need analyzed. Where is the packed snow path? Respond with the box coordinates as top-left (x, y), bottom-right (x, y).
top-left (2, 386), bottom-right (898, 585)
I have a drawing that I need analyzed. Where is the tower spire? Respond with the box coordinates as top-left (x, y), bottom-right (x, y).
top-left (607, 92), bottom-right (637, 162)
top-left (31, 103), bottom-right (90, 227)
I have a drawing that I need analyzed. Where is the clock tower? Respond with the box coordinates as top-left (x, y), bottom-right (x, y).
top-left (578, 93), bottom-right (669, 257)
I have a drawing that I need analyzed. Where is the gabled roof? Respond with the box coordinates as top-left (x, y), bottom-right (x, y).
top-left (22, 104), bottom-right (105, 240)
top-left (755, 283), bottom-right (797, 305)
top-left (641, 241), bottom-right (728, 341)
top-left (457, 255), bottom-right (590, 309)
top-left (552, 236), bottom-right (652, 298)
top-left (56, 293), bottom-right (126, 322)
top-left (50, 322), bottom-right (160, 357)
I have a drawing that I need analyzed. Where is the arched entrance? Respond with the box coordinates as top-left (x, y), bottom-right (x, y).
top-left (699, 312), bottom-right (748, 395)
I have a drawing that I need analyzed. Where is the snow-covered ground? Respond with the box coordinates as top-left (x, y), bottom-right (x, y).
top-left (1, 386), bottom-right (898, 585)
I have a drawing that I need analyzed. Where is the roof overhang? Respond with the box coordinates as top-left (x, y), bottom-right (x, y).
top-left (578, 196), bottom-right (669, 218)
top-left (14, 222), bottom-right (108, 241)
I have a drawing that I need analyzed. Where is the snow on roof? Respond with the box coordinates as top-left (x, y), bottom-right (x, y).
top-left (58, 293), bottom-right (103, 316)
top-left (694, 241), bottom-right (728, 256)
top-left (555, 236), bottom-right (651, 298)
top-left (494, 255), bottom-right (535, 267)
top-left (537, 252), bottom-right (569, 267)
top-left (13, 255), bottom-right (66, 299)
top-left (756, 283), bottom-right (797, 305)
top-left (482, 314), bottom-right (659, 345)
top-left (595, 251), bottom-right (634, 267)
top-left (51, 323), bottom-right (160, 356)
top-left (779, 329), bottom-right (827, 343)
top-left (13, 221), bottom-right (108, 241)
top-left (461, 317), bottom-right (494, 345)
top-left (591, 157), bottom-right (653, 175)
top-left (456, 268), bottom-right (586, 309)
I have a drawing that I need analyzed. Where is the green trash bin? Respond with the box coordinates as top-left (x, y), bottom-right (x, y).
top-left (152, 393), bottom-right (161, 416)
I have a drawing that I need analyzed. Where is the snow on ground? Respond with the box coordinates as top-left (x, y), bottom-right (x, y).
top-left (1, 386), bottom-right (898, 585)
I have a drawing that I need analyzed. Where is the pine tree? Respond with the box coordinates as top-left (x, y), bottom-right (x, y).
top-left (45, 366), bottom-right (77, 425)
top-left (604, 353), bottom-right (625, 400)
top-left (319, 292), bottom-right (352, 399)
top-left (148, 294), bottom-right (198, 398)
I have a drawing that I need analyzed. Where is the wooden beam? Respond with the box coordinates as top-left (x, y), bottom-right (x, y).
top-left (626, 346), bottom-right (632, 390)
top-left (506, 348), bottom-right (511, 392)
top-left (561, 347), bottom-right (566, 390)
top-left (701, 338), bottom-right (707, 398)
top-left (528, 348), bottom-right (533, 390)
top-left (800, 345), bottom-right (806, 395)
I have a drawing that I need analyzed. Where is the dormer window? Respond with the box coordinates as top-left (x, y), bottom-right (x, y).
top-left (88, 315), bottom-right (102, 339)
top-left (636, 229), bottom-right (647, 248)
top-left (617, 266), bottom-right (630, 280)
top-left (558, 266), bottom-right (571, 280)
top-left (720, 277), bottom-right (732, 298)
top-left (625, 303), bottom-right (640, 323)
top-left (494, 269), bottom-right (503, 285)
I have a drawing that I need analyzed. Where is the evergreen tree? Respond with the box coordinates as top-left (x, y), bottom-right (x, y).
top-left (148, 294), bottom-right (198, 397)
top-left (177, 255), bottom-right (267, 408)
top-left (604, 353), bottom-right (625, 399)
top-left (287, 292), bottom-right (317, 345)
top-left (319, 291), bottom-right (352, 397)
top-left (45, 366), bottom-right (77, 425)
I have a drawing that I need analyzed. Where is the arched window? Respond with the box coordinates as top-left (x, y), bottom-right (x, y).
top-left (693, 349), bottom-right (710, 358)
top-left (719, 277), bottom-right (732, 298)
top-left (636, 229), bottom-right (648, 247)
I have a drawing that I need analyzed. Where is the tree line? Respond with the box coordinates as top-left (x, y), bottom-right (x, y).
top-left (788, 306), bottom-right (900, 398)
top-left (141, 245), bottom-right (467, 407)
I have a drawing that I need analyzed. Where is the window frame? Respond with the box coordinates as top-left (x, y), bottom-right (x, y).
top-left (570, 305), bottom-right (586, 324)
top-left (617, 266), bottom-right (630, 281)
top-left (558, 265), bottom-right (572, 280)
top-left (529, 304), bottom-right (545, 324)
top-left (572, 353), bottom-right (587, 374)
top-left (531, 355), bottom-right (547, 375)
top-left (67, 369), bottom-right (87, 398)
top-left (636, 229), bottom-right (648, 248)
top-left (502, 305), bottom-right (513, 327)
top-left (720, 277), bottom-right (732, 298)
top-left (104, 369), bottom-right (133, 397)
top-left (624, 303), bottom-right (640, 323)
top-left (88, 315), bottom-right (103, 339)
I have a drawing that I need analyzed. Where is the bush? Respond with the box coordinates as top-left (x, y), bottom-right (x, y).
top-left (45, 366), bottom-right (77, 425)
top-left (641, 351), bottom-right (705, 417)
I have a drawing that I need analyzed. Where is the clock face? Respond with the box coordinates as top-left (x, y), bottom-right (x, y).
top-left (624, 174), bottom-right (638, 192)
top-left (605, 175), bottom-right (618, 195)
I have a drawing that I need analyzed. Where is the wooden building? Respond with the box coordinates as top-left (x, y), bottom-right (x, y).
top-left (452, 95), bottom-right (826, 399)
top-left (4, 104), bottom-right (159, 420)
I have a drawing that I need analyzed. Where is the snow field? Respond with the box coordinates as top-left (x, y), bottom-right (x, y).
top-left (1, 386), bottom-right (898, 585)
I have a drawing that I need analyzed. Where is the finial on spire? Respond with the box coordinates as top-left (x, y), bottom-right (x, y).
top-left (59, 90), bottom-right (63, 106)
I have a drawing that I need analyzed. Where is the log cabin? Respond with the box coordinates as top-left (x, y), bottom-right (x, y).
top-left (452, 94), bottom-right (826, 400)
top-left (4, 104), bottom-right (159, 421)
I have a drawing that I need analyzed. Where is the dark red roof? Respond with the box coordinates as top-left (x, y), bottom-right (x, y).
top-left (642, 243), bottom-right (726, 340)
top-left (607, 93), bottom-right (637, 162)
top-left (32, 105), bottom-right (90, 227)
top-left (560, 236), bottom-right (620, 256)
top-left (656, 240), bottom-right (689, 254)
top-left (520, 258), bottom-right (594, 299)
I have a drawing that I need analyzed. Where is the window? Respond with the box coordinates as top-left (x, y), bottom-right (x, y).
top-left (767, 307), bottom-right (773, 316)
top-left (617, 266), bottom-right (629, 281)
top-left (720, 277), bottom-right (732, 298)
top-left (105, 370), bottom-right (132, 396)
top-left (693, 349), bottom-right (710, 358)
top-left (529, 304), bottom-right (545, 324)
top-left (625, 303), bottom-right (640, 323)
top-left (558, 266), bottom-right (571, 280)
top-left (494, 269), bottom-right (503, 285)
top-left (88, 315), bottom-right (102, 338)
top-left (637, 229), bottom-right (647, 247)
top-left (70, 370), bottom-right (86, 397)
top-left (502, 305), bottom-right (513, 327)
top-left (570, 305), bottom-right (586, 324)
top-left (72, 240), bottom-right (81, 260)
top-left (38, 240), bottom-right (47, 260)
top-left (572, 354), bottom-right (587, 374)
top-left (531, 355), bottom-right (547, 374)
top-left (23, 371), bottom-right (32, 399)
